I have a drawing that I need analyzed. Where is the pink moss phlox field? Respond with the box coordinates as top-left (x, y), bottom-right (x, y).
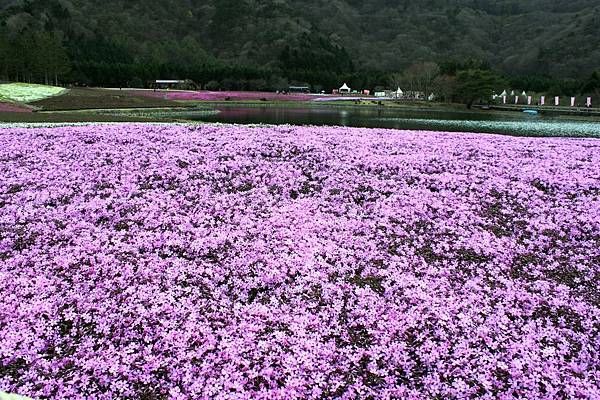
top-left (1, 124), bottom-right (600, 399)
top-left (0, 102), bottom-right (31, 113)
top-left (141, 90), bottom-right (325, 102)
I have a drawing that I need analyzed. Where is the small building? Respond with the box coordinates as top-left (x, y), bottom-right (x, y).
top-left (406, 91), bottom-right (425, 100)
top-left (339, 83), bottom-right (351, 94)
top-left (374, 91), bottom-right (387, 97)
top-left (289, 86), bottom-right (310, 93)
top-left (152, 80), bottom-right (198, 90)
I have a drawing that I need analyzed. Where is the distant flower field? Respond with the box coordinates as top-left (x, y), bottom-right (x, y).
top-left (0, 83), bottom-right (66, 104)
top-left (0, 102), bottom-right (31, 113)
top-left (143, 90), bottom-right (325, 102)
top-left (0, 124), bottom-right (599, 399)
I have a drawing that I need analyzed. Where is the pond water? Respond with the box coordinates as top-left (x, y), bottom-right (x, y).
top-left (192, 104), bottom-right (600, 137)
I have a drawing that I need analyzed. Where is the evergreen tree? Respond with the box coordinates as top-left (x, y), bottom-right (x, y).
top-left (456, 69), bottom-right (506, 108)
top-left (581, 71), bottom-right (600, 95)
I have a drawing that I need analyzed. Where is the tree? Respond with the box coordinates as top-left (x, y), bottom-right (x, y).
top-left (391, 62), bottom-right (440, 98)
top-left (456, 69), bottom-right (505, 108)
top-left (35, 31), bottom-right (70, 85)
top-left (278, 33), bottom-right (354, 78)
top-left (581, 71), bottom-right (600, 95)
top-left (547, 78), bottom-right (582, 97)
top-left (431, 74), bottom-right (457, 102)
top-left (209, 0), bottom-right (250, 43)
top-left (0, 28), bottom-right (9, 81)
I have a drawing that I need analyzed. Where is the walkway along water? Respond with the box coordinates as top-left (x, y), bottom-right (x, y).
top-left (480, 104), bottom-right (600, 117)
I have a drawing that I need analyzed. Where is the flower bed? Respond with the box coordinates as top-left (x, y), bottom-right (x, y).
top-left (0, 102), bottom-right (31, 113)
top-left (0, 124), bottom-right (599, 399)
top-left (141, 90), bottom-right (326, 102)
top-left (0, 83), bottom-right (66, 104)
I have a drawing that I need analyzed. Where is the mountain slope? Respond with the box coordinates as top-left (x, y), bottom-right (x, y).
top-left (1, 0), bottom-right (599, 79)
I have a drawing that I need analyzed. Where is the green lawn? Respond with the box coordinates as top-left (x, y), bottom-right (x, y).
top-left (0, 83), bottom-right (66, 103)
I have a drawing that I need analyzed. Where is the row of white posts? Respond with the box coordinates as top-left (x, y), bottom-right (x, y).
top-left (501, 96), bottom-right (593, 107)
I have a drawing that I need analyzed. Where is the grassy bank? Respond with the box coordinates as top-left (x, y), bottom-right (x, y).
top-left (32, 88), bottom-right (187, 111)
top-left (0, 111), bottom-right (150, 123)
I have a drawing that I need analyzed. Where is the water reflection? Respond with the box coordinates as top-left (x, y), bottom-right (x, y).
top-left (193, 105), bottom-right (600, 137)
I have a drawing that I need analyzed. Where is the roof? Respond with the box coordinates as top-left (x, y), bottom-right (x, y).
top-left (155, 80), bottom-right (185, 84)
top-left (340, 83), bottom-right (350, 90)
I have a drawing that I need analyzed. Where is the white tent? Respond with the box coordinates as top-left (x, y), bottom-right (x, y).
top-left (428, 93), bottom-right (435, 101)
top-left (521, 91), bottom-right (527, 97)
top-left (510, 90), bottom-right (515, 96)
top-left (500, 90), bottom-right (508, 97)
top-left (339, 83), bottom-right (351, 93)
top-left (393, 87), bottom-right (404, 99)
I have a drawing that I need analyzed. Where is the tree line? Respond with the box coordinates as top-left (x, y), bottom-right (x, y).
top-left (1, 25), bottom-right (599, 108)
top-left (385, 60), bottom-right (600, 107)
top-left (0, 29), bottom-right (69, 85)
top-left (0, 26), bottom-right (388, 91)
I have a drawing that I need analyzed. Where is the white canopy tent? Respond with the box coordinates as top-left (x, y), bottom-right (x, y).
top-left (394, 87), bottom-right (404, 98)
top-left (339, 83), bottom-right (351, 93)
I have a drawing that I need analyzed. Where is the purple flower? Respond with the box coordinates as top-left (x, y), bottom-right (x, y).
top-left (0, 123), bottom-right (599, 399)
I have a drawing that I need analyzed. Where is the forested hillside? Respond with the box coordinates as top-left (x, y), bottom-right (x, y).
top-left (1, 0), bottom-right (599, 90)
